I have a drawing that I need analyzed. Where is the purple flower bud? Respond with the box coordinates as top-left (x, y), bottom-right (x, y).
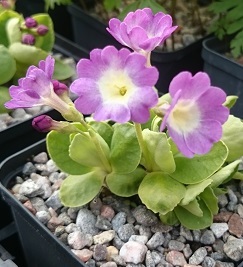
top-left (32, 115), bottom-right (54, 132)
top-left (25, 17), bottom-right (38, 28)
top-left (22, 34), bottom-right (35, 45)
top-left (37, 25), bottom-right (49, 36)
top-left (52, 80), bottom-right (68, 95)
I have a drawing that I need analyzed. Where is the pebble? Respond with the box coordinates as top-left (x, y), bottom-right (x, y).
top-left (210, 223), bottom-right (229, 238)
top-left (93, 230), bottom-right (115, 245)
top-left (120, 241), bottom-right (147, 264)
top-left (189, 247), bottom-right (207, 265)
top-left (76, 208), bottom-right (99, 235)
top-left (166, 251), bottom-right (187, 266)
top-left (223, 236), bottom-right (243, 261)
top-left (11, 153), bottom-right (243, 267)
top-left (71, 249), bottom-right (93, 262)
top-left (19, 179), bottom-right (43, 197)
top-left (117, 223), bottom-right (136, 241)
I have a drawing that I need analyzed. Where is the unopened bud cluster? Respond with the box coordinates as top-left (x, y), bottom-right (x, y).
top-left (21, 17), bottom-right (49, 45)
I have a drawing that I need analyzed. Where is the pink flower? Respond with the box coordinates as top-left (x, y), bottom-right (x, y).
top-left (5, 56), bottom-right (71, 115)
top-left (107, 8), bottom-right (177, 53)
top-left (160, 71), bottom-right (229, 158)
top-left (70, 46), bottom-right (159, 123)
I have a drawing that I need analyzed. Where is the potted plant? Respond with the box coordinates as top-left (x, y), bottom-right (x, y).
top-left (45, 0), bottom-right (214, 94)
top-left (1, 6), bottom-right (243, 266)
top-left (201, 0), bottom-right (243, 118)
top-left (0, 5), bottom-right (89, 162)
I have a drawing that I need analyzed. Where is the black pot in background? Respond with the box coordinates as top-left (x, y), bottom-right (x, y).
top-left (202, 37), bottom-right (243, 118)
top-left (67, 3), bottom-right (207, 94)
top-left (0, 140), bottom-right (86, 267)
top-left (15, 0), bottom-right (74, 40)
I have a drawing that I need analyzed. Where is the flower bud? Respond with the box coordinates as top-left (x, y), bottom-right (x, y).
top-left (52, 80), bottom-right (68, 95)
top-left (32, 115), bottom-right (55, 132)
top-left (32, 115), bottom-right (82, 134)
top-left (25, 17), bottom-right (38, 28)
top-left (37, 25), bottom-right (49, 36)
top-left (22, 33), bottom-right (35, 45)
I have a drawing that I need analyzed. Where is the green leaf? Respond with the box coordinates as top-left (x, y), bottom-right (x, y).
top-left (59, 169), bottom-right (105, 207)
top-left (6, 17), bottom-right (22, 44)
top-left (170, 141), bottom-right (228, 184)
top-left (200, 187), bottom-right (218, 215)
top-left (180, 199), bottom-right (203, 217)
top-left (103, 0), bottom-right (121, 12)
top-left (8, 42), bottom-right (49, 65)
top-left (47, 130), bottom-right (92, 175)
top-left (224, 95), bottom-right (238, 109)
top-left (142, 129), bottom-right (175, 173)
top-left (222, 115), bottom-right (243, 162)
top-left (0, 45), bottom-right (16, 84)
top-left (110, 123), bottom-right (141, 174)
top-left (180, 179), bottom-right (213, 206)
top-left (53, 57), bottom-right (75, 80)
top-left (69, 132), bottom-right (110, 169)
top-left (138, 172), bottom-right (186, 215)
top-left (0, 10), bottom-right (22, 47)
top-left (174, 199), bottom-right (213, 230)
top-left (89, 121), bottom-right (114, 147)
top-left (159, 211), bottom-right (179, 226)
top-left (0, 86), bottom-right (10, 113)
top-left (106, 167), bottom-right (146, 197)
top-left (32, 13), bottom-right (55, 52)
top-left (210, 159), bottom-right (241, 188)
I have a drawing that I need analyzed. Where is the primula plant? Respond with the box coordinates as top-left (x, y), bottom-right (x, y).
top-left (0, 7), bottom-right (74, 113)
top-left (5, 8), bottom-right (243, 230)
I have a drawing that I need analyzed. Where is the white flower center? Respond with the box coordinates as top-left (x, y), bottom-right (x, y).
top-left (97, 69), bottom-right (135, 102)
top-left (167, 99), bottom-right (201, 134)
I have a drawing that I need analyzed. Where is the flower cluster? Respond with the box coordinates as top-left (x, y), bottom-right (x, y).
top-left (0, 9), bottom-right (75, 113)
top-left (5, 8), bottom-right (243, 230)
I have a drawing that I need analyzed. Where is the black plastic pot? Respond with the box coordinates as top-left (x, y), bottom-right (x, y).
top-left (202, 37), bottom-right (243, 118)
top-left (0, 140), bottom-right (86, 267)
top-left (0, 34), bottom-right (88, 163)
top-left (15, 0), bottom-right (74, 40)
top-left (67, 3), bottom-right (207, 93)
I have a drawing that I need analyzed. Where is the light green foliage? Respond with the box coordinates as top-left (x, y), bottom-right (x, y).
top-left (0, 10), bottom-right (74, 113)
top-left (46, 111), bottom-right (243, 229)
top-left (222, 115), bottom-right (243, 161)
top-left (208, 0), bottom-right (243, 58)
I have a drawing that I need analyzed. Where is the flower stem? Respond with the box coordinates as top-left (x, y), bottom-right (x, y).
top-left (134, 123), bottom-right (152, 172)
top-left (89, 128), bottom-right (112, 173)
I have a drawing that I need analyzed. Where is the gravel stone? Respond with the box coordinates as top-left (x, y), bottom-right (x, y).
top-left (111, 212), bottom-right (126, 231)
top-left (93, 244), bottom-right (108, 261)
top-left (146, 232), bottom-right (165, 249)
top-left (132, 205), bottom-right (158, 226)
top-left (168, 240), bottom-right (185, 251)
top-left (76, 208), bottom-right (99, 235)
top-left (45, 190), bottom-right (62, 210)
top-left (119, 241), bottom-right (147, 264)
top-left (202, 256), bottom-right (216, 267)
top-left (189, 247), bottom-right (207, 265)
top-left (210, 223), bottom-right (229, 238)
top-left (117, 224), bottom-right (136, 242)
top-left (19, 179), bottom-right (43, 197)
top-left (200, 230), bottom-right (216, 245)
top-left (93, 230), bottom-right (116, 245)
top-left (223, 236), bottom-right (243, 261)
